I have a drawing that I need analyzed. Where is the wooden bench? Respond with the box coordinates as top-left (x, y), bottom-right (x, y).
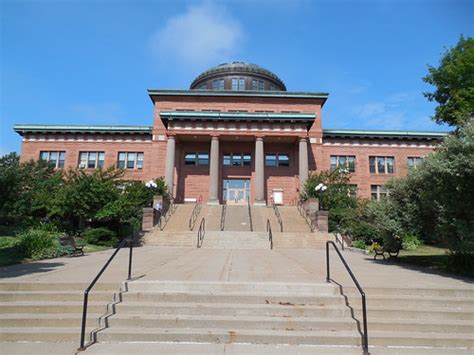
top-left (60, 236), bottom-right (84, 257)
top-left (374, 237), bottom-right (401, 260)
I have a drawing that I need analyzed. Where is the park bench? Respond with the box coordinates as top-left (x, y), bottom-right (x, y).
top-left (59, 235), bottom-right (84, 257)
top-left (373, 237), bottom-right (401, 260)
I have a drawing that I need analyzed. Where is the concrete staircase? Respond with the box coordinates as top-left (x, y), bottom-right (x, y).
top-left (273, 232), bottom-right (333, 249)
top-left (251, 205), bottom-right (279, 231)
top-left (0, 282), bottom-right (118, 343)
top-left (223, 205), bottom-right (252, 231)
top-left (200, 231), bottom-right (269, 249)
top-left (92, 280), bottom-right (362, 349)
top-left (278, 206), bottom-right (312, 232)
top-left (144, 231), bottom-right (195, 247)
top-left (158, 204), bottom-right (195, 232)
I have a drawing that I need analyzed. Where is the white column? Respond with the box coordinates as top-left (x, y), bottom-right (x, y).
top-left (164, 135), bottom-right (176, 195)
top-left (255, 137), bottom-right (265, 204)
top-left (299, 137), bottom-right (309, 192)
top-left (208, 136), bottom-right (219, 204)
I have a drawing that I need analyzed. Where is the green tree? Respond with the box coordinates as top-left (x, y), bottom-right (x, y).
top-left (423, 36), bottom-right (474, 127)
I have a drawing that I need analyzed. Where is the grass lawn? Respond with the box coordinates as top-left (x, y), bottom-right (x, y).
top-left (0, 233), bottom-right (111, 267)
top-left (396, 244), bottom-right (449, 271)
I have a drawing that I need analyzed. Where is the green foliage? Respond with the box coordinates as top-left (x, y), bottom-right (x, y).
top-left (445, 250), bottom-right (474, 277)
top-left (401, 233), bottom-right (422, 251)
top-left (83, 227), bottom-right (118, 247)
top-left (368, 242), bottom-right (381, 253)
top-left (423, 36), bottom-right (474, 127)
top-left (17, 228), bottom-right (64, 260)
top-left (303, 168), bottom-right (358, 231)
top-left (352, 239), bottom-right (366, 250)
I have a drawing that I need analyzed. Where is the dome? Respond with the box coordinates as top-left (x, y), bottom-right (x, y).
top-left (190, 61), bottom-right (286, 91)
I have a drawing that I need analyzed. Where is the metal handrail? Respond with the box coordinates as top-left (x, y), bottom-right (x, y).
top-left (196, 217), bottom-right (206, 248)
top-left (326, 241), bottom-right (368, 354)
top-left (188, 195), bottom-right (203, 231)
top-left (267, 219), bottom-right (273, 250)
top-left (247, 196), bottom-right (253, 232)
top-left (297, 199), bottom-right (316, 232)
top-left (271, 197), bottom-right (283, 232)
top-left (78, 235), bottom-right (134, 350)
top-left (220, 200), bottom-right (227, 231)
top-left (158, 197), bottom-right (177, 230)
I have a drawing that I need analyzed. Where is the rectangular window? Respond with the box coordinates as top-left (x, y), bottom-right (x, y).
top-left (117, 152), bottom-right (144, 169)
top-left (185, 152), bottom-right (209, 166)
top-left (39, 151), bottom-right (66, 169)
top-left (252, 79), bottom-right (265, 90)
top-left (232, 154), bottom-right (242, 166)
top-left (371, 185), bottom-right (388, 201)
top-left (232, 78), bottom-right (245, 90)
top-left (223, 153), bottom-right (252, 167)
top-left (79, 151), bottom-right (105, 169)
top-left (212, 79), bottom-right (224, 90)
top-left (407, 157), bottom-right (423, 169)
top-left (265, 153), bottom-right (290, 167)
top-left (349, 184), bottom-right (358, 198)
top-left (369, 156), bottom-right (395, 174)
top-left (243, 153), bottom-right (251, 166)
top-left (223, 154), bottom-right (231, 166)
top-left (330, 155), bottom-right (356, 172)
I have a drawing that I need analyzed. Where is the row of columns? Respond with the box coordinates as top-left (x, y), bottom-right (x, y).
top-left (164, 135), bottom-right (309, 204)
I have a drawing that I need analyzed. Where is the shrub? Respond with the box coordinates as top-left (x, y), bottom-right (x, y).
top-left (83, 227), bottom-right (117, 247)
top-left (445, 250), bottom-right (474, 277)
top-left (352, 239), bottom-right (366, 250)
top-left (402, 233), bottom-right (422, 251)
top-left (368, 242), bottom-right (381, 253)
top-left (18, 228), bottom-right (63, 260)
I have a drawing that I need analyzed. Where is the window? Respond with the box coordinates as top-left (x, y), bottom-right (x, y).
top-left (184, 152), bottom-right (209, 166)
top-left (231, 78), bottom-right (245, 90)
top-left (371, 185), bottom-right (388, 201)
top-left (212, 79), bottom-right (224, 90)
top-left (79, 152), bottom-right (105, 169)
top-left (369, 156), bottom-right (394, 174)
top-left (118, 152), bottom-right (144, 169)
top-left (39, 151), bottom-right (65, 169)
top-left (348, 185), bottom-right (358, 198)
top-left (265, 153), bottom-right (290, 167)
top-left (407, 157), bottom-right (423, 169)
top-left (330, 155), bottom-right (356, 172)
top-left (269, 84), bottom-right (277, 91)
top-left (196, 83), bottom-right (207, 90)
top-left (223, 153), bottom-right (251, 167)
top-left (252, 79), bottom-right (265, 90)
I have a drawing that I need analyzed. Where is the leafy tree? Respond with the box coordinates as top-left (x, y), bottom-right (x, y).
top-left (423, 36), bottom-right (474, 127)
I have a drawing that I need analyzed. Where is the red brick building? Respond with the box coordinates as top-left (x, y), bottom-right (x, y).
top-left (14, 62), bottom-right (446, 205)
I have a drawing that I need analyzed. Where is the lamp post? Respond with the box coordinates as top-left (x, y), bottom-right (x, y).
top-left (315, 183), bottom-right (328, 210)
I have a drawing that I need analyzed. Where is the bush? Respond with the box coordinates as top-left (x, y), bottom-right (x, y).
top-left (445, 250), bottom-right (474, 277)
top-left (402, 233), bottom-right (422, 251)
top-left (83, 227), bottom-right (117, 247)
top-left (18, 228), bottom-right (63, 260)
top-left (352, 239), bottom-right (366, 250)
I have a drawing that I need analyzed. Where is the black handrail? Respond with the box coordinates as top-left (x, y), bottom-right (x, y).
top-left (188, 195), bottom-right (203, 231)
top-left (196, 217), bottom-right (206, 248)
top-left (271, 197), bottom-right (283, 232)
top-left (326, 241), bottom-right (368, 354)
top-left (78, 235), bottom-right (134, 350)
top-left (297, 199), bottom-right (316, 232)
top-left (158, 197), bottom-right (177, 230)
top-left (247, 196), bottom-right (253, 232)
top-left (220, 200), bottom-right (227, 231)
top-left (267, 219), bottom-right (273, 250)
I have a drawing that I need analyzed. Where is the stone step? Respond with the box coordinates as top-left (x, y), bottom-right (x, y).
top-left (0, 313), bottom-right (102, 327)
top-left (114, 301), bottom-right (348, 318)
top-left (0, 301), bottom-right (110, 314)
top-left (0, 290), bottom-right (115, 302)
top-left (120, 292), bottom-right (344, 305)
top-left (341, 286), bottom-right (474, 298)
top-left (366, 318), bottom-right (474, 333)
top-left (368, 330), bottom-right (474, 347)
top-left (0, 327), bottom-right (96, 342)
top-left (346, 294), bottom-right (474, 308)
top-left (125, 281), bottom-right (337, 295)
top-left (350, 305), bottom-right (474, 320)
top-left (0, 282), bottom-right (118, 291)
top-left (96, 327), bottom-right (362, 346)
top-left (106, 313), bottom-right (357, 331)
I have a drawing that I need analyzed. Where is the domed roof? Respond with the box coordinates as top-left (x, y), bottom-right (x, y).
top-left (190, 61), bottom-right (286, 91)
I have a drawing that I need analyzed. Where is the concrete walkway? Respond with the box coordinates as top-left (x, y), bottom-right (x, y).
top-left (1, 246), bottom-right (472, 289)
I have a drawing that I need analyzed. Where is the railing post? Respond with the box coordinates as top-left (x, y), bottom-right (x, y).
top-left (362, 293), bottom-right (369, 353)
top-left (326, 241), bottom-right (330, 282)
top-left (127, 235), bottom-right (133, 280)
top-left (79, 290), bottom-right (89, 350)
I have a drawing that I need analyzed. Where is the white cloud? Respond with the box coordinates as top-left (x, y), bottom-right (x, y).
top-left (69, 102), bottom-right (124, 124)
top-left (150, 2), bottom-right (243, 69)
top-left (354, 102), bottom-right (386, 118)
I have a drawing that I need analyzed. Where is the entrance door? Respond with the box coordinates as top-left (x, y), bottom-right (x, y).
top-left (223, 179), bottom-right (250, 205)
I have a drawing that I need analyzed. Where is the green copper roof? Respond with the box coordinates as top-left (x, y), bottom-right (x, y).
top-left (323, 128), bottom-right (449, 140)
top-left (148, 89), bottom-right (329, 101)
top-left (14, 124), bottom-right (152, 135)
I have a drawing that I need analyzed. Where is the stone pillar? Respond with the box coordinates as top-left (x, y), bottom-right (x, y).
top-left (142, 208), bottom-right (154, 232)
top-left (208, 136), bottom-right (219, 204)
top-left (164, 135), bottom-right (176, 196)
top-left (255, 137), bottom-right (265, 205)
top-left (317, 210), bottom-right (329, 233)
top-left (299, 137), bottom-right (309, 192)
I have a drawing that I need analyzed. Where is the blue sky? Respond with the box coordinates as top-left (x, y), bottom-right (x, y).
top-left (1, 0), bottom-right (473, 155)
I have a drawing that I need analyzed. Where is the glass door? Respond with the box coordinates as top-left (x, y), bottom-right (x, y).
top-left (223, 179), bottom-right (250, 205)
